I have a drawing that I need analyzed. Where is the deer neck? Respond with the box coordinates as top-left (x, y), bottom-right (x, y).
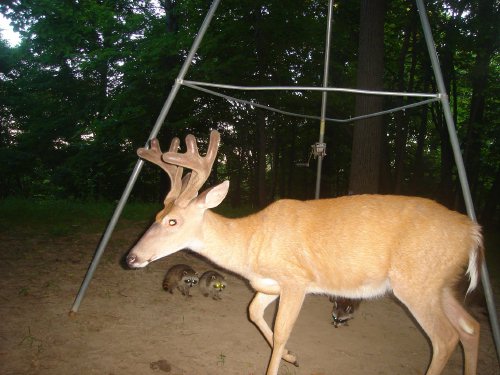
top-left (194, 210), bottom-right (255, 277)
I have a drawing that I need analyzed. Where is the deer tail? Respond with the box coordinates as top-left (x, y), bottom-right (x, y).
top-left (466, 224), bottom-right (484, 295)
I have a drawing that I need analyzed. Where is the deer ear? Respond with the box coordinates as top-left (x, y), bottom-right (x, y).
top-left (196, 180), bottom-right (229, 209)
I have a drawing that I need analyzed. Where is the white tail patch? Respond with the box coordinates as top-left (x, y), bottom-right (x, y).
top-left (465, 226), bottom-right (482, 295)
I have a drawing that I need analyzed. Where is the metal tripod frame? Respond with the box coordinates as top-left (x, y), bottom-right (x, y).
top-left (69, 0), bottom-right (499, 361)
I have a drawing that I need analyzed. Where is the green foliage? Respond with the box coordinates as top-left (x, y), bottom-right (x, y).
top-left (0, 0), bottom-right (498, 224)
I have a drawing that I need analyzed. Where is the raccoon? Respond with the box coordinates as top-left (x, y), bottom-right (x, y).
top-left (329, 296), bottom-right (361, 328)
top-left (162, 264), bottom-right (199, 297)
top-left (199, 270), bottom-right (226, 300)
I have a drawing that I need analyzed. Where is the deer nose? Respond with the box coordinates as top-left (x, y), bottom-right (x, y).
top-left (126, 253), bottom-right (138, 267)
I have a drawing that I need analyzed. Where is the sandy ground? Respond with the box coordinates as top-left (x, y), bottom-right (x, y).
top-left (0, 224), bottom-right (499, 375)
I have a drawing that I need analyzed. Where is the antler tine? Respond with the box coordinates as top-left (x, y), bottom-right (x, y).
top-left (137, 138), bottom-right (184, 204)
top-left (162, 130), bottom-right (221, 207)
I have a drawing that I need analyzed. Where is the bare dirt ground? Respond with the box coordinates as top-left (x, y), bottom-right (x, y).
top-left (1, 223), bottom-right (499, 375)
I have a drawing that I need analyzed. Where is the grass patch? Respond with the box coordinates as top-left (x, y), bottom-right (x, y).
top-left (0, 197), bottom-right (255, 237)
top-left (0, 197), bottom-right (159, 236)
top-left (19, 326), bottom-right (43, 353)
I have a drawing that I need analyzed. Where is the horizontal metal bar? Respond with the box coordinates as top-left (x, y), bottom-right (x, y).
top-left (180, 79), bottom-right (440, 99)
top-left (183, 82), bottom-right (440, 124)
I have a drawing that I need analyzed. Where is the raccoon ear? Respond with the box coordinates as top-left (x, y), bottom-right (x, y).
top-left (211, 275), bottom-right (216, 280)
top-left (182, 271), bottom-right (188, 276)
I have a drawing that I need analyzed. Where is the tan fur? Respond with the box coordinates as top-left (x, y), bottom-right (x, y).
top-left (127, 132), bottom-right (483, 375)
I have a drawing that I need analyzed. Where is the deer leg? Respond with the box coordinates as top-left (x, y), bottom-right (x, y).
top-left (248, 292), bottom-right (298, 365)
top-left (394, 289), bottom-right (459, 375)
top-left (266, 288), bottom-right (305, 375)
top-left (442, 288), bottom-right (479, 375)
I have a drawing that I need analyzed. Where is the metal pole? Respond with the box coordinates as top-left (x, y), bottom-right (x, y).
top-left (315, 0), bottom-right (334, 199)
top-left (416, 0), bottom-right (500, 361)
top-left (181, 79), bottom-right (439, 98)
top-left (69, 0), bottom-right (222, 315)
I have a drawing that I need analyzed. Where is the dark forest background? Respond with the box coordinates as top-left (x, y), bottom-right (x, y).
top-left (0, 0), bottom-right (499, 228)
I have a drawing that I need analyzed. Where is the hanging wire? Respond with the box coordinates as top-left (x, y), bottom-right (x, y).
top-left (182, 81), bottom-right (441, 124)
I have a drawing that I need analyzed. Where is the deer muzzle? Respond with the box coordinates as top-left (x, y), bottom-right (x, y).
top-left (126, 253), bottom-right (149, 268)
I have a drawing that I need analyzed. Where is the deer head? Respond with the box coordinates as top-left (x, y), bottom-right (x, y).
top-left (126, 130), bottom-right (229, 268)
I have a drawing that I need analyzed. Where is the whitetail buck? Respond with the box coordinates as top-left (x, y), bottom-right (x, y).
top-left (127, 130), bottom-right (483, 375)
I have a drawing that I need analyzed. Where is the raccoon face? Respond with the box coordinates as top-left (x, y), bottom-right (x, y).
top-left (212, 281), bottom-right (226, 291)
top-left (331, 299), bottom-right (355, 327)
top-left (182, 274), bottom-right (199, 288)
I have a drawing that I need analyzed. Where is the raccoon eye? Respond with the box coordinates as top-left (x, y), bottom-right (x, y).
top-left (192, 280), bottom-right (198, 285)
top-left (168, 219), bottom-right (177, 226)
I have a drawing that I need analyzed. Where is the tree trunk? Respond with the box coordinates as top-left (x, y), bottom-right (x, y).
top-left (480, 165), bottom-right (500, 228)
top-left (430, 102), bottom-right (455, 208)
top-left (463, 0), bottom-right (498, 200)
top-left (270, 125), bottom-right (280, 200)
top-left (430, 19), bottom-right (456, 207)
top-left (287, 131), bottom-right (297, 198)
top-left (393, 11), bottom-right (417, 194)
top-left (161, 0), bottom-right (179, 33)
top-left (410, 64), bottom-right (431, 195)
top-left (251, 4), bottom-right (270, 208)
top-left (228, 148), bottom-right (243, 208)
top-left (256, 109), bottom-right (267, 208)
top-left (348, 0), bottom-right (386, 195)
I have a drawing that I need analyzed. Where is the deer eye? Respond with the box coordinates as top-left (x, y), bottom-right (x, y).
top-left (168, 219), bottom-right (177, 226)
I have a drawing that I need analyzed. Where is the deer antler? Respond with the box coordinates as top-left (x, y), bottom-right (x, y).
top-left (137, 137), bottom-right (183, 205)
top-left (162, 130), bottom-right (220, 207)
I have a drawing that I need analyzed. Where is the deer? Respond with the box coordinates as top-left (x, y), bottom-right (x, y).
top-left (126, 130), bottom-right (483, 375)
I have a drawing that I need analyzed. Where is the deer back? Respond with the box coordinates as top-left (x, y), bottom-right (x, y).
top-left (196, 195), bottom-right (481, 299)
